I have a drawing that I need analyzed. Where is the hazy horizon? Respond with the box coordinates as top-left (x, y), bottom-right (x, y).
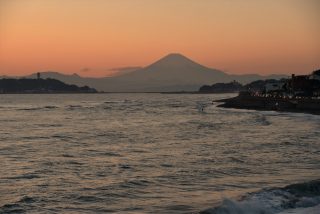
top-left (0, 0), bottom-right (319, 77)
top-left (0, 52), bottom-right (293, 78)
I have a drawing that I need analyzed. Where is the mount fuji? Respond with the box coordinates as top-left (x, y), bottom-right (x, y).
top-left (23, 53), bottom-right (286, 92)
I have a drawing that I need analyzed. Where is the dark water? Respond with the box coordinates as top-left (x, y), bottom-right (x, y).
top-left (0, 93), bottom-right (319, 214)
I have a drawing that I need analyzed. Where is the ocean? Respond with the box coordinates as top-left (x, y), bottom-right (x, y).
top-left (0, 93), bottom-right (319, 214)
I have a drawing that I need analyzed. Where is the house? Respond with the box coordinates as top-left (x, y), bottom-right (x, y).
top-left (287, 72), bottom-right (320, 97)
top-left (310, 69), bottom-right (320, 81)
top-left (265, 82), bottom-right (285, 93)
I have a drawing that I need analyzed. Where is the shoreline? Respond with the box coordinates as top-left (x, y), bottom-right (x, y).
top-left (0, 91), bottom-right (236, 94)
top-left (215, 93), bottom-right (320, 115)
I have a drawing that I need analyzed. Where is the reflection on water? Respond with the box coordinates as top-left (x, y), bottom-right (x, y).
top-left (0, 93), bottom-right (319, 213)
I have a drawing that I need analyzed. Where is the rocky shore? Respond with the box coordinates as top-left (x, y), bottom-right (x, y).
top-left (216, 92), bottom-right (320, 115)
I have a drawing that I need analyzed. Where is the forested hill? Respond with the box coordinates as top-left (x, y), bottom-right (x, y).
top-left (0, 78), bottom-right (97, 93)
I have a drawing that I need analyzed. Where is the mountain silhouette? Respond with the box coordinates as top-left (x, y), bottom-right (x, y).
top-left (13, 53), bottom-right (286, 92)
top-left (137, 53), bottom-right (226, 78)
top-left (146, 53), bottom-right (222, 73)
top-left (0, 78), bottom-right (96, 93)
top-left (100, 53), bottom-right (285, 91)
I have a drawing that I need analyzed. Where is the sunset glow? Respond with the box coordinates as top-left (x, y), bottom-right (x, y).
top-left (0, 0), bottom-right (319, 77)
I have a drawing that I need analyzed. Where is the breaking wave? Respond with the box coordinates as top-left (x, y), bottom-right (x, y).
top-left (201, 179), bottom-right (320, 214)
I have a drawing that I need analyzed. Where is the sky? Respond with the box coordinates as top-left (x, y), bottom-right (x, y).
top-left (0, 0), bottom-right (319, 77)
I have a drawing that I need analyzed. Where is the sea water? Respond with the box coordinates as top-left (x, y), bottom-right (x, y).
top-left (0, 93), bottom-right (319, 214)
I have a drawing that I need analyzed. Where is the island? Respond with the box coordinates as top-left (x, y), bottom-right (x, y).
top-left (0, 75), bottom-right (97, 94)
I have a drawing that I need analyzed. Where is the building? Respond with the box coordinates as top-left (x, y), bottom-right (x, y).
top-left (265, 82), bottom-right (285, 93)
top-left (288, 72), bottom-right (320, 97)
top-left (310, 69), bottom-right (320, 81)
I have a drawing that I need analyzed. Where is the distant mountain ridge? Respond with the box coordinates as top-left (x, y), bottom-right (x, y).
top-left (4, 53), bottom-right (287, 92)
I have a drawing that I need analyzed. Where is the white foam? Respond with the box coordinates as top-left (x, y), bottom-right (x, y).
top-left (278, 204), bottom-right (320, 214)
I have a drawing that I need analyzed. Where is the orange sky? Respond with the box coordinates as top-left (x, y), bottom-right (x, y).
top-left (0, 0), bottom-right (319, 77)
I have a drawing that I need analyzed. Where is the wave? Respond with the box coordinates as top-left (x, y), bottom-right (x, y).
top-left (104, 100), bottom-right (129, 104)
top-left (5, 173), bottom-right (41, 180)
top-left (66, 105), bottom-right (84, 110)
top-left (200, 179), bottom-right (320, 214)
top-left (66, 104), bottom-right (97, 110)
top-left (17, 105), bottom-right (58, 111)
top-left (0, 196), bottom-right (37, 214)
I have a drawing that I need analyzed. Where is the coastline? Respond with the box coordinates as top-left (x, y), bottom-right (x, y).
top-left (215, 93), bottom-right (320, 115)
